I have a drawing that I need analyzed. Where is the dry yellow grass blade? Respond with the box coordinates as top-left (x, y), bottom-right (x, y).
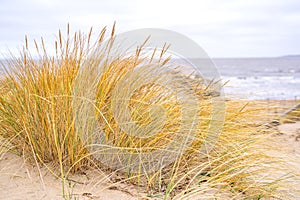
top-left (0, 24), bottom-right (295, 199)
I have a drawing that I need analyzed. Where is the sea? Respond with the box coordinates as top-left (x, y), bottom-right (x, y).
top-left (1, 56), bottom-right (300, 100)
top-left (212, 56), bottom-right (300, 100)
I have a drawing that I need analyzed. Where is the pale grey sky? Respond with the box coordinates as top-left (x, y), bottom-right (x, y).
top-left (0, 0), bottom-right (299, 58)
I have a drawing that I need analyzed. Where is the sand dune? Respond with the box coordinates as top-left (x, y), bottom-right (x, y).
top-left (0, 122), bottom-right (299, 200)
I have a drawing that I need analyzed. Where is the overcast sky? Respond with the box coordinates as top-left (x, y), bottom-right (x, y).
top-left (0, 0), bottom-right (299, 58)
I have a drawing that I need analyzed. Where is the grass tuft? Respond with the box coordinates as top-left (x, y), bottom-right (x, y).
top-left (0, 24), bottom-right (295, 199)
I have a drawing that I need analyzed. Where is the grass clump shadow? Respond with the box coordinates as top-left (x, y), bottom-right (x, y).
top-left (0, 24), bottom-right (295, 199)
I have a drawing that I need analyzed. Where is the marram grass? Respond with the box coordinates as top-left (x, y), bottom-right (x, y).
top-left (0, 25), bottom-right (294, 199)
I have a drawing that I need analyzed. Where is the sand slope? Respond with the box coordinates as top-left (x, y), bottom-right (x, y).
top-left (0, 153), bottom-right (140, 200)
top-left (0, 122), bottom-right (299, 200)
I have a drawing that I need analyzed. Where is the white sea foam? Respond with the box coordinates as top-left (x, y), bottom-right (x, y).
top-left (213, 57), bottom-right (300, 100)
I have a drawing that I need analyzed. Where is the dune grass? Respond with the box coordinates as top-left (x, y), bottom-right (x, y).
top-left (279, 104), bottom-right (300, 124)
top-left (0, 25), bottom-right (293, 199)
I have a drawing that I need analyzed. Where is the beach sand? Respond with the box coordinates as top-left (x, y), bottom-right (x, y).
top-left (272, 121), bottom-right (300, 199)
top-left (0, 106), bottom-right (299, 199)
top-left (0, 151), bottom-right (144, 200)
top-left (0, 152), bottom-right (142, 199)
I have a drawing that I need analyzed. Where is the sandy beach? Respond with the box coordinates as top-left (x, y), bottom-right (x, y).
top-left (0, 151), bottom-right (140, 200)
top-left (1, 0), bottom-right (299, 198)
top-left (0, 102), bottom-right (299, 200)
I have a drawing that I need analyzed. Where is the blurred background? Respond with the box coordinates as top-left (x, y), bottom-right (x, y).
top-left (0, 0), bottom-right (299, 58)
top-left (1, 0), bottom-right (299, 99)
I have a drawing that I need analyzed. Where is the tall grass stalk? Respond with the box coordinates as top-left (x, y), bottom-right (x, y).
top-left (0, 24), bottom-right (292, 199)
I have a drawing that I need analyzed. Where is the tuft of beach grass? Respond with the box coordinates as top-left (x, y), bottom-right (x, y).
top-left (0, 24), bottom-right (296, 199)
